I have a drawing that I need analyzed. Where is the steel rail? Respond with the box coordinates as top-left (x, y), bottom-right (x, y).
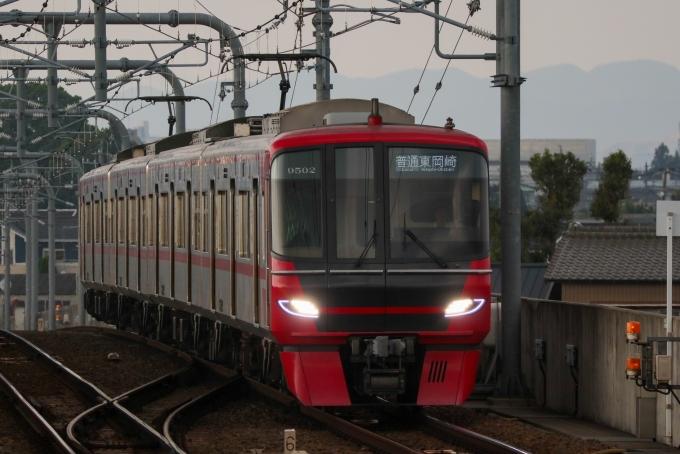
top-left (419, 413), bottom-right (532, 454)
top-left (63, 327), bottom-right (531, 454)
top-left (0, 371), bottom-right (77, 454)
top-left (0, 329), bottom-right (179, 454)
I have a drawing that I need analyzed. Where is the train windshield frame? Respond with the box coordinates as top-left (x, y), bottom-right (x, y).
top-left (387, 146), bottom-right (489, 263)
top-left (271, 144), bottom-right (489, 263)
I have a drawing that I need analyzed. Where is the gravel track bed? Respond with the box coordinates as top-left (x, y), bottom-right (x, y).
top-left (0, 398), bottom-right (57, 454)
top-left (184, 394), bottom-right (374, 454)
top-left (0, 335), bottom-right (90, 435)
top-left (427, 406), bottom-right (613, 454)
top-left (20, 330), bottom-right (186, 396)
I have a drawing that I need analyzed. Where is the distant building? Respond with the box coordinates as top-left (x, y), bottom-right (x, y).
top-left (545, 225), bottom-right (679, 306)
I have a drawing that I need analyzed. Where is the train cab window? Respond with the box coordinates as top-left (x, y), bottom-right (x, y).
top-left (217, 191), bottom-right (228, 255)
top-left (160, 193), bottom-right (169, 247)
top-left (335, 147), bottom-right (376, 259)
top-left (238, 191), bottom-right (251, 258)
top-left (271, 150), bottom-right (323, 258)
top-left (388, 147), bottom-right (489, 261)
top-left (176, 192), bottom-right (185, 249)
top-left (129, 196), bottom-right (138, 246)
top-left (117, 198), bottom-right (126, 245)
top-left (94, 200), bottom-right (101, 244)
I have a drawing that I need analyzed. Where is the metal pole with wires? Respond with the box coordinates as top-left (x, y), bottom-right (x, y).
top-left (313, 0), bottom-right (332, 101)
top-left (496, 0), bottom-right (526, 397)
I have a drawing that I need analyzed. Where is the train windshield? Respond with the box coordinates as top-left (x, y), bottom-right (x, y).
top-left (271, 150), bottom-right (324, 258)
top-left (388, 147), bottom-right (489, 262)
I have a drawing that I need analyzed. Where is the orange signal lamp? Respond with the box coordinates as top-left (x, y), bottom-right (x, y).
top-left (626, 321), bottom-right (641, 342)
top-left (626, 357), bottom-right (641, 378)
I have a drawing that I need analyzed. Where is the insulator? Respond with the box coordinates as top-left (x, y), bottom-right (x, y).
top-left (469, 26), bottom-right (492, 40)
top-left (435, 82), bottom-right (442, 91)
top-left (64, 102), bottom-right (80, 113)
top-left (114, 39), bottom-right (134, 49)
top-left (30, 136), bottom-right (43, 144)
top-left (65, 39), bottom-right (89, 48)
top-left (60, 78), bottom-right (80, 85)
top-left (116, 72), bottom-right (133, 82)
top-left (69, 67), bottom-right (90, 78)
top-left (31, 112), bottom-right (46, 119)
top-left (26, 77), bottom-right (42, 83)
top-left (413, 85), bottom-right (420, 95)
top-left (0, 113), bottom-right (11, 119)
top-left (0, 133), bottom-right (11, 140)
top-left (27, 100), bottom-right (42, 109)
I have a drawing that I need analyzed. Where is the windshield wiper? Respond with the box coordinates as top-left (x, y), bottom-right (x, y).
top-left (404, 229), bottom-right (447, 268)
top-left (356, 220), bottom-right (377, 267)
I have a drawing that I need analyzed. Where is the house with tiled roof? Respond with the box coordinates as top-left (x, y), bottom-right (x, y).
top-left (544, 225), bottom-right (680, 305)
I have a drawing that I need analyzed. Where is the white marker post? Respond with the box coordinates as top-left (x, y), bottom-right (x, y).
top-left (284, 429), bottom-right (296, 454)
top-left (656, 201), bottom-right (680, 446)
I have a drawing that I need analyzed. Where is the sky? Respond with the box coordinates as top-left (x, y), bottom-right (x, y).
top-left (5, 0), bottom-right (680, 79)
top-left (2, 0), bottom-right (680, 163)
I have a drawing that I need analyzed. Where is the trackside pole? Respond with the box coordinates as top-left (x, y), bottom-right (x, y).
top-left (667, 212), bottom-right (673, 445)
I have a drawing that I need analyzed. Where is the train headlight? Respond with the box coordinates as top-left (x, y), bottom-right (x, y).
top-left (278, 299), bottom-right (319, 318)
top-left (445, 298), bottom-right (485, 317)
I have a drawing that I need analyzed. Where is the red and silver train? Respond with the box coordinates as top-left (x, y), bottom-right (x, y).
top-left (80, 99), bottom-right (490, 406)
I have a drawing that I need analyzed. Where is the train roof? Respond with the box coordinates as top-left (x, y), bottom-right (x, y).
top-left (270, 124), bottom-right (488, 155)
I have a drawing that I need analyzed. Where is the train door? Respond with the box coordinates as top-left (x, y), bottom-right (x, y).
top-left (186, 182), bottom-right (192, 303)
top-left (158, 190), bottom-right (170, 297)
top-left (252, 178), bottom-right (260, 325)
top-left (214, 184), bottom-right (230, 314)
top-left (326, 145), bottom-right (386, 332)
top-left (94, 196), bottom-right (102, 284)
top-left (170, 185), bottom-right (175, 298)
top-left (229, 179), bottom-right (236, 317)
top-left (140, 195), bottom-right (148, 294)
top-left (191, 190), bottom-right (201, 305)
top-left (128, 192), bottom-right (138, 291)
top-left (210, 182), bottom-right (216, 311)
top-left (116, 192), bottom-right (127, 288)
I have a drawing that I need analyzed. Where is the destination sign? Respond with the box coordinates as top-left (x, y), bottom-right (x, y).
top-left (394, 153), bottom-right (458, 172)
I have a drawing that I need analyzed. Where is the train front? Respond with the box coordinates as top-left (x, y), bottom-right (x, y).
top-left (269, 127), bottom-right (490, 406)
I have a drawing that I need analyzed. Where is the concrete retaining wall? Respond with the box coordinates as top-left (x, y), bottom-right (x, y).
top-left (521, 298), bottom-right (678, 442)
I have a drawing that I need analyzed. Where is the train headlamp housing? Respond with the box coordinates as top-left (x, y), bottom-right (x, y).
top-left (278, 299), bottom-right (319, 318)
top-left (445, 298), bottom-right (486, 317)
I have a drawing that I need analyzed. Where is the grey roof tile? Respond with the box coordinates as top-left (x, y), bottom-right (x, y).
top-left (544, 226), bottom-right (679, 282)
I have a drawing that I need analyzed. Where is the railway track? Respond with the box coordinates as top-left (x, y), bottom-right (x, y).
top-left (67, 327), bottom-right (532, 454)
top-left (0, 329), bottom-right (179, 454)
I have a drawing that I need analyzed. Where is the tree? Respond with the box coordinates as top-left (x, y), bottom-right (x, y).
top-left (590, 150), bottom-right (633, 224)
top-left (0, 83), bottom-right (114, 208)
top-left (651, 143), bottom-right (671, 171)
top-left (526, 149), bottom-right (588, 260)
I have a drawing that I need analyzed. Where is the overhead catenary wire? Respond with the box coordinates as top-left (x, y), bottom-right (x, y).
top-left (420, 14), bottom-right (471, 125)
top-left (406, 0), bottom-right (453, 114)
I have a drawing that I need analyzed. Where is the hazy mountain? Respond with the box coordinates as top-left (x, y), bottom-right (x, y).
top-left (139, 59), bottom-right (680, 169)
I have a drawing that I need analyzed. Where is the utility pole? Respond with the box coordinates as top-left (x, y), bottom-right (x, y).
top-left (93, 0), bottom-right (108, 102)
top-left (44, 21), bottom-right (62, 128)
top-left (313, 0), bottom-right (332, 101)
top-left (3, 203), bottom-right (10, 331)
top-left (497, 0), bottom-right (525, 396)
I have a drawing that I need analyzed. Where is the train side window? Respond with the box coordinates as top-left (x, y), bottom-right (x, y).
top-left (148, 195), bottom-right (155, 247)
top-left (193, 192), bottom-right (200, 251)
top-left (129, 196), bottom-right (137, 246)
top-left (160, 193), bottom-right (169, 247)
top-left (176, 192), bottom-right (185, 249)
top-left (103, 200), bottom-right (108, 244)
top-left (94, 200), bottom-right (101, 244)
top-left (117, 198), bottom-right (126, 245)
top-left (238, 191), bottom-right (251, 258)
top-left (202, 193), bottom-right (209, 253)
top-left (217, 191), bottom-right (228, 255)
top-left (85, 202), bottom-right (91, 244)
top-left (141, 196), bottom-right (147, 247)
